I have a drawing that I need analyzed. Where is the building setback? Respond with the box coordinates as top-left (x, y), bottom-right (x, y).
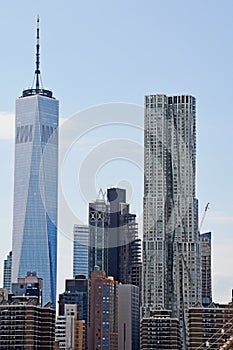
top-left (11, 18), bottom-right (58, 308)
top-left (143, 94), bottom-right (201, 348)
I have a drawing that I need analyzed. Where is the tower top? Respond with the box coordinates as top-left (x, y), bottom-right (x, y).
top-left (35, 15), bottom-right (40, 92)
top-left (21, 17), bottom-right (53, 98)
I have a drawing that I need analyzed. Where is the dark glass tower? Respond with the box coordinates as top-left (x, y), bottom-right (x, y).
top-left (3, 251), bottom-right (12, 293)
top-left (88, 187), bottom-right (142, 291)
top-left (107, 187), bottom-right (141, 290)
top-left (11, 18), bottom-right (59, 307)
top-left (89, 189), bottom-right (109, 276)
top-left (200, 232), bottom-right (212, 306)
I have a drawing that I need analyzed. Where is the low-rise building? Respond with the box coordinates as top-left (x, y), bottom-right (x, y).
top-left (188, 300), bottom-right (233, 349)
top-left (0, 296), bottom-right (55, 349)
top-left (55, 304), bottom-right (85, 350)
top-left (140, 310), bottom-right (180, 350)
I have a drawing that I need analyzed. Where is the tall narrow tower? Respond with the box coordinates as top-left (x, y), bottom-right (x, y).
top-left (11, 18), bottom-right (59, 307)
top-left (143, 94), bottom-right (201, 347)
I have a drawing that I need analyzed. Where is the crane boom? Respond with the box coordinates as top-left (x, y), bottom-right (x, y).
top-left (199, 202), bottom-right (210, 233)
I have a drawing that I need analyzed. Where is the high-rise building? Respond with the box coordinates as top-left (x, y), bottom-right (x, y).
top-left (143, 94), bottom-right (201, 347)
top-left (89, 188), bottom-right (142, 293)
top-left (3, 251), bottom-right (12, 292)
top-left (89, 189), bottom-right (109, 276)
top-left (118, 284), bottom-right (140, 350)
top-left (107, 187), bottom-right (126, 280)
top-left (73, 225), bottom-right (89, 278)
top-left (200, 232), bottom-right (212, 306)
top-left (11, 18), bottom-right (58, 307)
top-left (107, 187), bottom-right (142, 290)
top-left (89, 267), bottom-right (118, 350)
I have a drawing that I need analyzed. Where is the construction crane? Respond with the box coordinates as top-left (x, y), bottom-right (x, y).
top-left (199, 202), bottom-right (210, 233)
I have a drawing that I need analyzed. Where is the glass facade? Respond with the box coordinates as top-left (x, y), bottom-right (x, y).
top-left (89, 195), bottom-right (109, 277)
top-left (200, 232), bottom-right (212, 306)
top-left (3, 251), bottom-right (12, 293)
top-left (12, 93), bottom-right (59, 307)
top-left (73, 225), bottom-right (89, 278)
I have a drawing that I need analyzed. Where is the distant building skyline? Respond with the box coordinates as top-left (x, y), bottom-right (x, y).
top-left (0, 1), bottom-right (232, 309)
top-left (11, 18), bottom-right (59, 307)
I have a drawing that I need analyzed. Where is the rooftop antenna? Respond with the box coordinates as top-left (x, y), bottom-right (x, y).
top-left (22, 17), bottom-right (53, 98)
top-left (35, 15), bottom-right (40, 92)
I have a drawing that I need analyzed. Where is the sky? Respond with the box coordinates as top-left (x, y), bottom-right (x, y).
top-left (0, 0), bottom-right (233, 302)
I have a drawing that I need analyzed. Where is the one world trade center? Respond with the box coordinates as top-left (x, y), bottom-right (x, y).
top-left (11, 18), bottom-right (59, 308)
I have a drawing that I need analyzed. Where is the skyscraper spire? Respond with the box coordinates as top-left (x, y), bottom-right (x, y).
top-left (22, 17), bottom-right (53, 98)
top-left (35, 15), bottom-right (40, 92)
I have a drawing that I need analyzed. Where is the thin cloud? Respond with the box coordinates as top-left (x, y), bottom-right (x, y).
top-left (0, 112), bottom-right (15, 140)
top-left (0, 114), bottom-right (68, 141)
top-left (208, 211), bottom-right (233, 224)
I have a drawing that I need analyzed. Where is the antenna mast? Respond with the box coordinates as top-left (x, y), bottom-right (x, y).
top-left (35, 16), bottom-right (40, 92)
top-left (22, 17), bottom-right (53, 98)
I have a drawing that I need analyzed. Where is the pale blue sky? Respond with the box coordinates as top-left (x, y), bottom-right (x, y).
top-left (0, 0), bottom-right (233, 301)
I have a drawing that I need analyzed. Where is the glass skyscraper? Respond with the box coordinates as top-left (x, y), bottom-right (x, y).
top-left (73, 224), bottom-right (89, 278)
top-left (11, 18), bottom-right (58, 307)
top-left (200, 232), bottom-right (212, 306)
top-left (89, 189), bottom-right (109, 277)
top-left (143, 94), bottom-right (201, 348)
top-left (3, 251), bottom-right (12, 293)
